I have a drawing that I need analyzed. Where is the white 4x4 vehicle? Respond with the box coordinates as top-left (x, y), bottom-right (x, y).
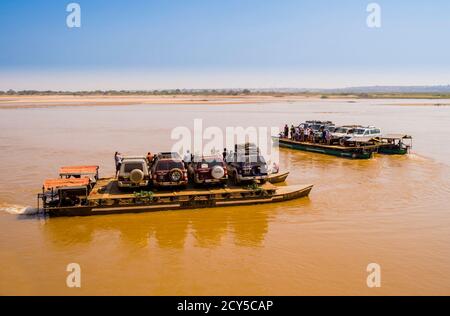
top-left (118, 156), bottom-right (150, 189)
top-left (352, 126), bottom-right (382, 138)
top-left (332, 126), bottom-right (360, 139)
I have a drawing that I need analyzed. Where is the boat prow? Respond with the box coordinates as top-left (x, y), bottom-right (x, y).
top-left (268, 171), bottom-right (289, 184)
top-left (273, 184), bottom-right (313, 201)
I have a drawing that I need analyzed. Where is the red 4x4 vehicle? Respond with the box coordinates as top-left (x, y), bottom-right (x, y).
top-left (150, 153), bottom-right (188, 188)
top-left (187, 156), bottom-right (228, 186)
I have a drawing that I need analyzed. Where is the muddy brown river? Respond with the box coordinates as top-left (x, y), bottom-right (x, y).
top-left (0, 99), bottom-right (449, 295)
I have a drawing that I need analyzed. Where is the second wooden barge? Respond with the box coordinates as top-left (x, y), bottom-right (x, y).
top-left (276, 137), bottom-right (378, 159)
top-left (275, 134), bottom-right (412, 159)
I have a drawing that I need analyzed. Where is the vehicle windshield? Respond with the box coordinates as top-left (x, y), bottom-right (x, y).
top-left (156, 160), bottom-right (184, 171)
top-left (311, 124), bottom-right (321, 130)
top-left (158, 152), bottom-right (180, 159)
top-left (197, 160), bottom-right (223, 168)
top-left (124, 162), bottom-right (144, 173)
top-left (334, 128), bottom-right (349, 133)
top-left (236, 155), bottom-right (266, 164)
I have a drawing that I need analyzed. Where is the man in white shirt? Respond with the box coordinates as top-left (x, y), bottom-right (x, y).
top-left (183, 150), bottom-right (192, 166)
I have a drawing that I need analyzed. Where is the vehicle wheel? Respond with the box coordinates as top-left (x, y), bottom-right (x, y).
top-left (169, 168), bottom-right (183, 182)
top-left (233, 172), bottom-right (240, 185)
top-left (260, 179), bottom-right (267, 185)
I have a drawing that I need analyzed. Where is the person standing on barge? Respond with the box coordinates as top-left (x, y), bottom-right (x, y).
top-left (325, 129), bottom-right (332, 145)
top-left (114, 152), bottom-right (123, 178)
top-left (321, 127), bottom-right (327, 144)
top-left (146, 152), bottom-right (154, 164)
top-left (299, 126), bottom-right (305, 142)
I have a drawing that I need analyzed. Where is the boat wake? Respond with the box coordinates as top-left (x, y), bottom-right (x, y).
top-left (0, 204), bottom-right (39, 215)
top-left (407, 153), bottom-right (430, 161)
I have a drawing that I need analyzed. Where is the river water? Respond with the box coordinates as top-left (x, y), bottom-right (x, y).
top-left (0, 99), bottom-right (449, 295)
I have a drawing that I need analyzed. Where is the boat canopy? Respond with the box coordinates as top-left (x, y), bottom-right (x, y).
top-left (59, 165), bottom-right (99, 177)
top-left (43, 177), bottom-right (90, 190)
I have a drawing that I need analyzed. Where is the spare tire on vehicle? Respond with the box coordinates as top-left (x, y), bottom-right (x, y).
top-left (211, 166), bottom-right (225, 179)
top-left (169, 168), bottom-right (183, 182)
top-left (130, 169), bottom-right (144, 184)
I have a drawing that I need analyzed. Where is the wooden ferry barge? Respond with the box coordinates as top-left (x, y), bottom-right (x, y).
top-left (276, 137), bottom-right (378, 159)
top-left (37, 167), bottom-right (312, 217)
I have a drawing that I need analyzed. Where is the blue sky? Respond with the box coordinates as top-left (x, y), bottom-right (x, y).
top-left (1, 0), bottom-right (450, 90)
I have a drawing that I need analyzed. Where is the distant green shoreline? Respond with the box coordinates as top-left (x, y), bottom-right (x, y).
top-left (1, 90), bottom-right (450, 99)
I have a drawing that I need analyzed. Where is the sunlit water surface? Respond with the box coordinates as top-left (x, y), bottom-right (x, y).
top-left (0, 99), bottom-right (449, 295)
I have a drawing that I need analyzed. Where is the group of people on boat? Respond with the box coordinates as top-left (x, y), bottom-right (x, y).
top-left (283, 124), bottom-right (332, 145)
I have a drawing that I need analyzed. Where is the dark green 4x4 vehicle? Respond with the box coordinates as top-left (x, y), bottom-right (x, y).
top-left (226, 144), bottom-right (269, 185)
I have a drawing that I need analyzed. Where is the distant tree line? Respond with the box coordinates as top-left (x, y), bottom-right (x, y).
top-left (0, 89), bottom-right (255, 96)
top-left (1, 89), bottom-right (449, 99)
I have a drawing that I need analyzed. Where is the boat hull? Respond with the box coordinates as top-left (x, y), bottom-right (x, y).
top-left (378, 145), bottom-right (408, 155)
top-left (277, 138), bottom-right (375, 159)
top-left (44, 181), bottom-right (313, 217)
